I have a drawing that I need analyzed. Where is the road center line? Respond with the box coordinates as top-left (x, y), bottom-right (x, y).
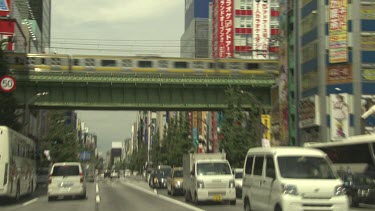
top-left (122, 181), bottom-right (205, 211)
top-left (22, 198), bottom-right (38, 206)
top-left (96, 183), bottom-right (99, 193)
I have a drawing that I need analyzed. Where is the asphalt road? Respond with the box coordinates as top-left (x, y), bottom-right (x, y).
top-left (1, 176), bottom-right (374, 211)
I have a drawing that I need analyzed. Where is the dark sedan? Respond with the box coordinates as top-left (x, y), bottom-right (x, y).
top-left (149, 170), bottom-right (169, 189)
top-left (339, 172), bottom-right (375, 207)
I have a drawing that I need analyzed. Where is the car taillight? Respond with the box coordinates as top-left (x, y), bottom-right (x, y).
top-left (3, 163), bottom-right (8, 186)
top-left (48, 175), bottom-right (52, 184)
top-left (80, 173), bottom-right (84, 183)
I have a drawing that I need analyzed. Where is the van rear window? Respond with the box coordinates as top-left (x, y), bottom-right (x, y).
top-left (52, 166), bottom-right (80, 176)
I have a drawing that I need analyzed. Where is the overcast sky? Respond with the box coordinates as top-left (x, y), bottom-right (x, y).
top-left (51, 0), bottom-right (185, 153)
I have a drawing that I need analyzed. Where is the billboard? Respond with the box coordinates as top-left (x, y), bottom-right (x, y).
top-left (252, 0), bottom-right (270, 59)
top-left (261, 114), bottom-right (271, 141)
top-left (299, 95), bottom-right (320, 128)
top-left (328, 0), bottom-right (348, 63)
top-left (361, 4), bottom-right (375, 20)
top-left (327, 64), bottom-right (352, 84)
top-left (361, 95), bottom-right (375, 134)
top-left (217, 0), bottom-right (234, 58)
top-left (330, 93), bottom-right (350, 140)
top-left (362, 69), bottom-right (375, 81)
top-left (361, 36), bottom-right (375, 50)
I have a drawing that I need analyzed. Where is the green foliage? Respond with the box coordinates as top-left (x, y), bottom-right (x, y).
top-left (39, 111), bottom-right (79, 164)
top-left (128, 144), bottom-right (147, 172)
top-left (219, 86), bottom-right (262, 168)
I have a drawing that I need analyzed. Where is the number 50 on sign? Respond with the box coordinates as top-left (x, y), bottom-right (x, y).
top-left (0, 75), bottom-right (16, 93)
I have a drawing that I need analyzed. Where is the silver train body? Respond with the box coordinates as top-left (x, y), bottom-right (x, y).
top-left (5, 53), bottom-right (279, 75)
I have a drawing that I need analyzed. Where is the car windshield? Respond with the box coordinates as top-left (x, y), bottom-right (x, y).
top-left (173, 170), bottom-right (183, 178)
top-left (197, 162), bottom-right (232, 176)
top-left (278, 156), bottom-right (337, 179)
top-left (52, 166), bottom-right (80, 176)
top-left (353, 174), bottom-right (375, 185)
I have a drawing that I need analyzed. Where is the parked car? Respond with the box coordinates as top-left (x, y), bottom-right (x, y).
top-left (47, 162), bottom-right (86, 201)
top-left (233, 168), bottom-right (243, 198)
top-left (167, 167), bottom-right (184, 196)
top-left (338, 171), bottom-right (375, 207)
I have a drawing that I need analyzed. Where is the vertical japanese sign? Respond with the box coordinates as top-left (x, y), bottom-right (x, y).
top-left (329, 0), bottom-right (348, 63)
top-left (330, 93), bottom-right (350, 140)
top-left (217, 0), bottom-right (233, 58)
top-left (261, 114), bottom-right (271, 140)
top-left (253, 0), bottom-right (270, 59)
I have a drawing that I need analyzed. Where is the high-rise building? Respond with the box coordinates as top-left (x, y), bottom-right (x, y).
top-left (28, 0), bottom-right (51, 52)
top-left (209, 0), bottom-right (280, 59)
top-left (181, 0), bottom-right (212, 58)
top-left (291, 0), bottom-right (375, 144)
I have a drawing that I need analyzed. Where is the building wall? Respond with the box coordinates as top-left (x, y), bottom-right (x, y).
top-left (296, 0), bottom-right (375, 144)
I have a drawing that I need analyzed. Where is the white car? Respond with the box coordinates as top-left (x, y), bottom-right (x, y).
top-left (233, 168), bottom-right (243, 198)
top-left (48, 162), bottom-right (86, 201)
top-left (111, 170), bottom-right (120, 178)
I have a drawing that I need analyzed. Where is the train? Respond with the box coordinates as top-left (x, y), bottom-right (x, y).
top-left (4, 53), bottom-right (279, 76)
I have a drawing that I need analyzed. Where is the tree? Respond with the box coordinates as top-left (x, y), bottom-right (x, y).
top-left (39, 111), bottom-right (79, 165)
top-left (219, 86), bottom-right (262, 168)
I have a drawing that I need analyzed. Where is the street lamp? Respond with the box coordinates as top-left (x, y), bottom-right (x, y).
top-left (23, 92), bottom-right (49, 135)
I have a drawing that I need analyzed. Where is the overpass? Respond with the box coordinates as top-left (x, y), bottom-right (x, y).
top-left (4, 53), bottom-right (279, 110)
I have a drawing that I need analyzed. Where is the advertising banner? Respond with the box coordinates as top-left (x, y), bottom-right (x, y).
top-left (217, 0), bottom-right (234, 58)
top-left (361, 95), bottom-right (375, 134)
top-left (361, 36), bottom-right (375, 50)
top-left (0, 0), bottom-right (9, 16)
top-left (362, 69), bottom-right (375, 81)
top-left (330, 93), bottom-right (350, 140)
top-left (261, 114), bottom-right (271, 141)
top-left (299, 95), bottom-right (320, 128)
top-left (327, 64), bottom-right (352, 84)
top-left (329, 0), bottom-right (348, 63)
top-left (361, 5), bottom-right (375, 20)
top-left (252, 0), bottom-right (270, 59)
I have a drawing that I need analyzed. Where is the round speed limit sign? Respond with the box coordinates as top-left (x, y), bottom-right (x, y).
top-left (0, 75), bottom-right (17, 93)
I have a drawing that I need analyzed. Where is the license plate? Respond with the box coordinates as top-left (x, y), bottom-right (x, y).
top-left (213, 194), bottom-right (222, 201)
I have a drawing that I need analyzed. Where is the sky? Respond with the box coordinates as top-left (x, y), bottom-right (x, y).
top-left (51, 0), bottom-right (185, 152)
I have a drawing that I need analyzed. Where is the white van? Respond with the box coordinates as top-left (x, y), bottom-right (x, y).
top-left (48, 162), bottom-right (86, 201)
top-left (242, 147), bottom-right (348, 211)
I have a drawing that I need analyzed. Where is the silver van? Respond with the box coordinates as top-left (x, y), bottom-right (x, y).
top-left (48, 162), bottom-right (87, 201)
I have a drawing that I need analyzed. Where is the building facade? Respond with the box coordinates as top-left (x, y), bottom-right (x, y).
top-left (295, 0), bottom-right (375, 144)
top-left (181, 0), bottom-right (212, 58)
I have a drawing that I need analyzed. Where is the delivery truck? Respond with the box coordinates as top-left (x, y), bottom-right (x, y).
top-left (182, 152), bottom-right (236, 205)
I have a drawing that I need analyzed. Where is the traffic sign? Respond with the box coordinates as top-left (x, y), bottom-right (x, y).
top-left (0, 75), bottom-right (16, 93)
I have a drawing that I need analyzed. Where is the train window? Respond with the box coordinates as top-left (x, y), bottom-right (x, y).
top-left (122, 59), bottom-right (132, 67)
top-left (51, 58), bottom-right (61, 65)
top-left (15, 57), bottom-right (26, 65)
top-left (229, 62), bottom-right (241, 69)
top-left (158, 60), bottom-right (168, 68)
top-left (73, 59), bottom-right (80, 66)
top-left (174, 61), bottom-right (188, 69)
top-left (208, 62), bottom-right (225, 69)
top-left (101, 60), bottom-right (116, 67)
top-left (138, 60), bottom-right (153, 68)
top-left (193, 61), bottom-right (204, 69)
top-left (85, 58), bottom-right (95, 66)
top-left (246, 63), bottom-right (259, 70)
top-left (41, 58), bottom-right (46, 65)
top-left (28, 57), bottom-right (35, 65)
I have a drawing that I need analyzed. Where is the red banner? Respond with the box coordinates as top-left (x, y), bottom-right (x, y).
top-left (217, 0), bottom-right (234, 58)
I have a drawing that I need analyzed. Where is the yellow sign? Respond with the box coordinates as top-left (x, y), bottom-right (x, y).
top-left (361, 5), bottom-right (375, 20)
top-left (362, 36), bottom-right (375, 50)
top-left (362, 69), bottom-right (375, 81)
top-left (261, 115), bottom-right (271, 140)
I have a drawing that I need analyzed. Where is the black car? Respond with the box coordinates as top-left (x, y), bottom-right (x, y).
top-left (338, 171), bottom-right (375, 207)
top-left (104, 170), bottom-right (111, 178)
top-left (149, 169), bottom-right (170, 189)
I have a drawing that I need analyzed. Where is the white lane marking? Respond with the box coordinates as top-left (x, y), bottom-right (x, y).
top-left (22, 198), bottom-right (38, 206)
top-left (122, 181), bottom-right (205, 211)
top-left (96, 195), bottom-right (101, 203)
top-left (96, 183), bottom-right (99, 193)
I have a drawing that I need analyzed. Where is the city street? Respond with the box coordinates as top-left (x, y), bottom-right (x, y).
top-left (1, 176), bottom-right (374, 211)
